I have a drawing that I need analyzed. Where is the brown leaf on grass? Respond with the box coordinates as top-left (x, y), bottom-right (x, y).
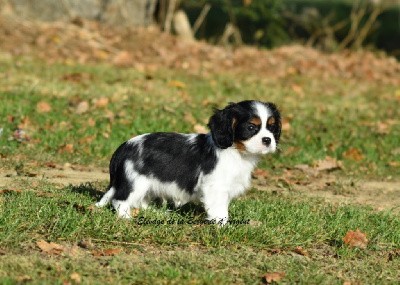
top-left (91, 248), bottom-right (122, 257)
top-left (59, 143), bottom-right (74, 153)
top-left (94, 97), bottom-right (109, 108)
top-left (44, 161), bottom-right (58, 168)
top-left (375, 122), bottom-right (390, 135)
top-left (313, 156), bottom-right (342, 172)
top-left (388, 161), bottom-right (400, 168)
top-left (70, 272), bottom-right (82, 284)
top-left (16, 275), bottom-right (32, 283)
top-left (79, 135), bottom-right (95, 144)
top-left (61, 72), bottom-right (92, 83)
top-left (263, 272), bottom-right (286, 284)
top-left (36, 240), bottom-right (65, 255)
top-left (252, 168), bottom-right (269, 179)
top-left (37, 101), bottom-right (52, 113)
top-left (342, 148), bottom-right (364, 161)
top-left (88, 118), bottom-right (96, 127)
top-left (343, 229), bottom-right (368, 249)
top-left (0, 189), bottom-right (22, 194)
top-left (75, 101), bottom-right (89, 114)
top-left (294, 246), bottom-right (310, 257)
top-left (113, 51), bottom-right (133, 67)
top-left (168, 80), bottom-right (186, 89)
top-left (193, 124), bottom-right (208, 134)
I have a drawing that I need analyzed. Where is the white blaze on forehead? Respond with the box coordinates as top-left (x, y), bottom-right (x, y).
top-left (253, 102), bottom-right (271, 127)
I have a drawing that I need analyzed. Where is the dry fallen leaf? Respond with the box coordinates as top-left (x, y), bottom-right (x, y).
top-left (88, 118), bottom-right (96, 127)
top-left (61, 72), bottom-right (92, 83)
top-left (59, 143), bottom-right (74, 153)
top-left (294, 246), bottom-right (309, 257)
top-left (94, 97), bottom-right (109, 108)
top-left (79, 135), bottom-right (95, 144)
top-left (113, 51), bottom-right (133, 67)
top-left (168, 80), bottom-right (186, 89)
top-left (37, 101), bottom-right (52, 113)
top-left (342, 148), bottom-right (364, 161)
top-left (70, 272), bottom-right (82, 284)
top-left (252, 168), bottom-right (269, 179)
top-left (313, 156), bottom-right (342, 172)
top-left (343, 229), bottom-right (368, 249)
top-left (0, 189), bottom-right (23, 194)
top-left (16, 275), bottom-right (32, 283)
top-left (375, 122), bottom-right (390, 135)
top-left (91, 248), bottom-right (122, 257)
top-left (36, 240), bottom-right (65, 255)
top-left (75, 101), bottom-right (89, 114)
top-left (388, 161), bottom-right (400, 168)
top-left (263, 271), bottom-right (286, 284)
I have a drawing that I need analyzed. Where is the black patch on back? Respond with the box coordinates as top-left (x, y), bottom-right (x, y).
top-left (136, 133), bottom-right (217, 193)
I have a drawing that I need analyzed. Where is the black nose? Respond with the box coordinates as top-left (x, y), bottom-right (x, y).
top-left (262, 137), bottom-right (272, 146)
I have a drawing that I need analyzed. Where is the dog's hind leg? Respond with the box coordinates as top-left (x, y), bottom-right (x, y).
top-left (112, 176), bottom-right (152, 219)
top-left (95, 186), bottom-right (116, 208)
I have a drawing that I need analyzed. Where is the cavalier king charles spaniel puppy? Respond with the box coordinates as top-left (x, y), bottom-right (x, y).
top-left (96, 100), bottom-right (281, 225)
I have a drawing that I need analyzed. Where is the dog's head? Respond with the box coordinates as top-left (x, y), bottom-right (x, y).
top-left (208, 100), bottom-right (281, 154)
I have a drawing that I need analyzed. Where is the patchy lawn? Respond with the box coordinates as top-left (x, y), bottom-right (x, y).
top-left (1, 18), bottom-right (400, 284)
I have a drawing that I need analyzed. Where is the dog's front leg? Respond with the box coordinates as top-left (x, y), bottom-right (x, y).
top-left (203, 188), bottom-right (229, 226)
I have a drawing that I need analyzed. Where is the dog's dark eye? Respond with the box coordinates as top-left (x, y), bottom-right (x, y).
top-left (247, 124), bottom-right (256, 131)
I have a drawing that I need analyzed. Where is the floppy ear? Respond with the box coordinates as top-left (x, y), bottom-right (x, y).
top-left (208, 109), bottom-right (234, 149)
top-left (208, 103), bottom-right (243, 149)
top-left (266, 102), bottom-right (282, 143)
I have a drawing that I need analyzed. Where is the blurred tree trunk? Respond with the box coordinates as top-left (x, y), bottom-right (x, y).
top-left (3, 0), bottom-right (157, 26)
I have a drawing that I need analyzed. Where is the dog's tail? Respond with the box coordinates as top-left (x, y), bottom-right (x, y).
top-left (95, 186), bottom-right (116, 208)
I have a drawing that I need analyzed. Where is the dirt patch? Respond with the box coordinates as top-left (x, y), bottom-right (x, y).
top-left (256, 173), bottom-right (400, 212)
top-left (0, 166), bottom-right (107, 188)
top-left (1, 166), bottom-right (399, 211)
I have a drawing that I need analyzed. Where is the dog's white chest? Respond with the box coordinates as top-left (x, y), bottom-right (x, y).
top-left (203, 148), bottom-right (258, 199)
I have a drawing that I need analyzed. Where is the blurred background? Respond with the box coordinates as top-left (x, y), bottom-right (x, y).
top-left (1, 0), bottom-right (399, 57)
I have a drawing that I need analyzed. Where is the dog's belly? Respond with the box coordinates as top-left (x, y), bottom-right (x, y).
top-left (144, 177), bottom-right (200, 206)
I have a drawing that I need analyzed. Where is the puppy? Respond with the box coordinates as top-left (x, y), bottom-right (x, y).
top-left (96, 100), bottom-right (281, 225)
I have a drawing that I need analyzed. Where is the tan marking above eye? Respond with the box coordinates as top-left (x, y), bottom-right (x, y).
top-left (267, 116), bottom-right (276, 126)
top-left (250, 117), bottom-right (261, 126)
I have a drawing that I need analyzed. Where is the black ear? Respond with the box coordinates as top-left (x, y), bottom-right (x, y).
top-left (267, 102), bottom-right (282, 143)
top-left (208, 109), bottom-right (234, 149)
top-left (208, 103), bottom-right (244, 149)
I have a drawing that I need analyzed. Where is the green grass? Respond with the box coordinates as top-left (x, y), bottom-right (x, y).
top-left (1, 55), bottom-right (399, 177)
top-left (1, 54), bottom-right (400, 284)
top-left (0, 180), bottom-right (399, 284)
